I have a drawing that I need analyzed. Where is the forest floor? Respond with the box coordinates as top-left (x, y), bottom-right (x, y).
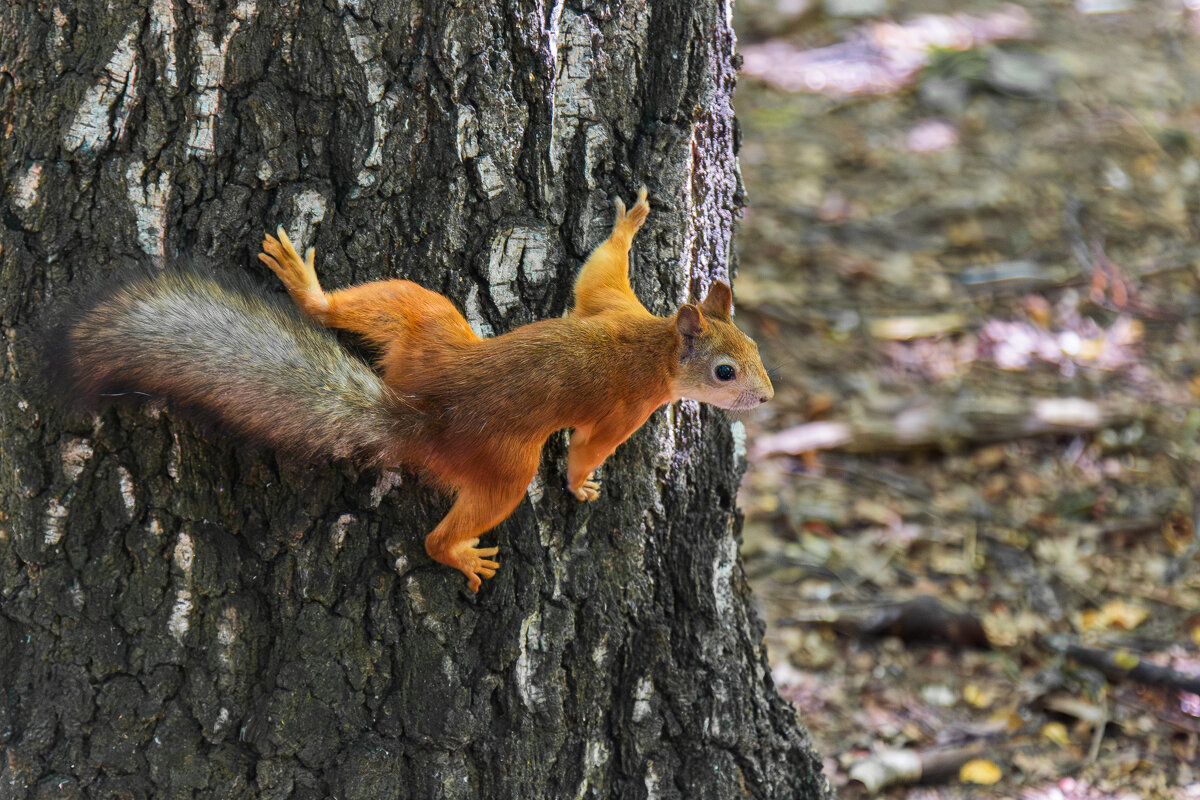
top-left (733, 1), bottom-right (1200, 797)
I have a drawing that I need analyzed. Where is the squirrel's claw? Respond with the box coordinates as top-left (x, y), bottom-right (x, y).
top-left (572, 475), bottom-right (601, 502)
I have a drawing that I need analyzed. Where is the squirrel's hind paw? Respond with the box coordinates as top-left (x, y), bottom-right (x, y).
top-left (572, 476), bottom-right (602, 502)
top-left (449, 542), bottom-right (501, 593)
top-left (260, 229), bottom-right (316, 288)
top-left (612, 186), bottom-right (650, 236)
top-left (259, 229), bottom-right (329, 319)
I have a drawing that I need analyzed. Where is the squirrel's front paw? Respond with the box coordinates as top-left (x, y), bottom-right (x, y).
top-left (571, 473), bottom-right (602, 502)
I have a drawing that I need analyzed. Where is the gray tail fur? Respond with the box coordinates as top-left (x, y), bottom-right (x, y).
top-left (61, 271), bottom-right (408, 465)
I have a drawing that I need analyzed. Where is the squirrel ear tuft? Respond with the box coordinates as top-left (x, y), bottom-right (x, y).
top-left (676, 304), bottom-right (707, 337)
top-left (700, 281), bottom-right (732, 320)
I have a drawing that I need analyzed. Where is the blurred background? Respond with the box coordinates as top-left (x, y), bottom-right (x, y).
top-left (730, 0), bottom-right (1200, 796)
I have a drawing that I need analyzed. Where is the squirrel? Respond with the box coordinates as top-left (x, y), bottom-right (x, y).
top-left (62, 187), bottom-right (774, 591)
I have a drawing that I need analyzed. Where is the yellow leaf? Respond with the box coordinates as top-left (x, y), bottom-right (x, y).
top-left (960, 758), bottom-right (1003, 785)
top-left (1190, 622), bottom-right (1200, 649)
top-left (1082, 600), bottom-right (1149, 632)
top-left (963, 683), bottom-right (994, 709)
top-left (1101, 600), bottom-right (1148, 631)
top-left (1041, 721), bottom-right (1070, 747)
top-left (1113, 648), bottom-right (1140, 671)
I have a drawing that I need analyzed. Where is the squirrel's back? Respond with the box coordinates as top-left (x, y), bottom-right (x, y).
top-left (60, 271), bottom-right (408, 464)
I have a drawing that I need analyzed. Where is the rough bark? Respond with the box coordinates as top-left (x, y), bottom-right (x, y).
top-left (0, 1), bottom-right (831, 798)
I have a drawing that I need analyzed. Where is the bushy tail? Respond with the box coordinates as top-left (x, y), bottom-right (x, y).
top-left (59, 271), bottom-right (408, 464)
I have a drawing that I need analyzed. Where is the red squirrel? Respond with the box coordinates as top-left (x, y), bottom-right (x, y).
top-left (65, 188), bottom-right (773, 591)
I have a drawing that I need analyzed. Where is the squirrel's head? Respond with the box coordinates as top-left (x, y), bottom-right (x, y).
top-left (669, 281), bottom-right (774, 411)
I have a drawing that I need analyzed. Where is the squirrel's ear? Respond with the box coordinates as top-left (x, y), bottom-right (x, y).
top-left (675, 304), bottom-right (707, 338)
top-left (700, 280), bottom-right (732, 320)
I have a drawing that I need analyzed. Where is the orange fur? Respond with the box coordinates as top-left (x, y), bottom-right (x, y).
top-left (258, 188), bottom-right (772, 591)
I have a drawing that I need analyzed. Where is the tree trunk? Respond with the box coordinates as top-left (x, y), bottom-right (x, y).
top-left (0, 1), bottom-right (830, 798)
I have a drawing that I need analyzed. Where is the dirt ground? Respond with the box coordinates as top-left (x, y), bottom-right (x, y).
top-left (732, 1), bottom-right (1200, 797)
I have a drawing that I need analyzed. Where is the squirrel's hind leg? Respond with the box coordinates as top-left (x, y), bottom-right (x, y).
top-left (570, 187), bottom-right (651, 318)
top-left (424, 482), bottom-right (528, 592)
top-left (260, 226), bottom-right (479, 351)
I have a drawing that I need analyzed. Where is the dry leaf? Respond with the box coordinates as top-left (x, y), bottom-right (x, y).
top-left (1079, 599), bottom-right (1148, 632)
top-left (1163, 514), bottom-right (1194, 554)
top-left (1043, 694), bottom-right (1107, 725)
top-left (868, 312), bottom-right (968, 341)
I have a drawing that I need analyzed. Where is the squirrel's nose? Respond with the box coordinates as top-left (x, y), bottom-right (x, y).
top-left (758, 395), bottom-right (770, 405)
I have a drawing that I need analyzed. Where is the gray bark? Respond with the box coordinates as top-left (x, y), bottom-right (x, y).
top-left (0, 1), bottom-right (831, 798)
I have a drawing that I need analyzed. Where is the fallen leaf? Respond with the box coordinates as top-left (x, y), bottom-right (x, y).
top-left (959, 758), bottom-right (1003, 785)
top-left (1164, 513), bottom-right (1194, 554)
top-left (868, 312), bottom-right (967, 341)
top-left (1112, 648), bottom-right (1140, 670)
top-left (963, 683), bottom-right (995, 709)
top-left (1044, 694), bottom-right (1107, 725)
top-left (1079, 600), bottom-right (1149, 632)
top-left (1041, 721), bottom-right (1071, 747)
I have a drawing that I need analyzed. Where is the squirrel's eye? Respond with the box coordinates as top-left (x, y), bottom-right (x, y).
top-left (715, 364), bottom-right (735, 381)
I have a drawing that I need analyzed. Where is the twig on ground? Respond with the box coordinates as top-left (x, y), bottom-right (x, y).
top-left (1042, 636), bottom-right (1200, 695)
